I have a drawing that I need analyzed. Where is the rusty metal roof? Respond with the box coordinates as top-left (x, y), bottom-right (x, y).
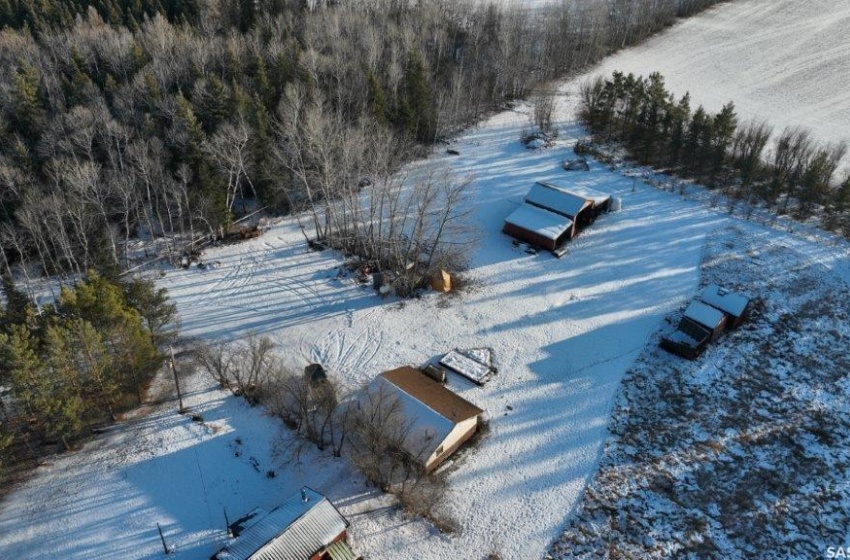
top-left (381, 367), bottom-right (483, 423)
top-left (214, 488), bottom-right (348, 560)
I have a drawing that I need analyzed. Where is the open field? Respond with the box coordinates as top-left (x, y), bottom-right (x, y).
top-left (580, 0), bottom-right (850, 170)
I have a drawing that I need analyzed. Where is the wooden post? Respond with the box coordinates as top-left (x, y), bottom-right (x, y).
top-left (157, 523), bottom-right (171, 555)
top-left (170, 346), bottom-right (186, 414)
top-left (224, 507), bottom-right (232, 538)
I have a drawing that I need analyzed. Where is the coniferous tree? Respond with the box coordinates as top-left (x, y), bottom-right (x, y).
top-left (666, 92), bottom-right (690, 168)
top-left (684, 105), bottom-right (708, 173)
top-left (401, 52), bottom-right (436, 143)
top-left (711, 102), bottom-right (738, 175)
top-left (41, 323), bottom-right (86, 449)
top-left (367, 69), bottom-right (389, 127)
top-left (122, 276), bottom-right (178, 346)
top-left (11, 62), bottom-right (46, 143)
top-left (1, 273), bottom-right (34, 329)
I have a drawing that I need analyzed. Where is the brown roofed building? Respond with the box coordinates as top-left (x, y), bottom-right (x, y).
top-left (377, 367), bottom-right (484, 472)
top-left (503, 181), bottom-right (612, 253)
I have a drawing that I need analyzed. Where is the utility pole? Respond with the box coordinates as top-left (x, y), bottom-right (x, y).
top-left (170, 346), bottom-right (186, 414)
top-left (157, 522), bottom-right (171, 555)
top-left (224, 507), bottom-right (233, 538)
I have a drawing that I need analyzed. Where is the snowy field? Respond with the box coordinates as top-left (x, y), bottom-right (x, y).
top-left (3, 96), bottom-right (850, 559)
top-left (579, 0), bottom-right (850, 170)
top-left (4, 2), bottom-right (850, 557)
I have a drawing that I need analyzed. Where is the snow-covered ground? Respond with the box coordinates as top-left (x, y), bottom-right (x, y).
top-left (4, 2), bottom-right (850, 557)
top-left (3, 96), bottom-right (849, 559)
top-left (579, 0), bottom-right (850, 170)
top-left (552, 226), bottom-right (850, 558)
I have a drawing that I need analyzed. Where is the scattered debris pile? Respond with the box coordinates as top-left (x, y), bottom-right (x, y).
top-left (438, 347), bottom-right (497, 385)
top-left (562, 157), bottom-right (590, 171)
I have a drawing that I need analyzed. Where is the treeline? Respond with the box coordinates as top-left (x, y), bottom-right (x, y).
top-left (0, 0), bottom-right (730, 282)
top-left (580, 72), bottom-right (850, 232)
top-left (0, 272), bottom-right (177, 478)
top-left (0, 0), bottom-right (202, 32)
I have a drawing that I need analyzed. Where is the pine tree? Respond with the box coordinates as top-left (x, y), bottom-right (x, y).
top-left (834, 173), bottom-right (850, 236)
top-left (59, 272), bottom-right (163, 403)
top-left (401, 51), bottom-right (436, 142)
top-left (69, 318), bottom-right (118, 420)
top-left (248, 94), bottom-right (275, 206)
top-left (0, 324), bottom-right (42, 417)
top-left (196, 76), bottom-right (231, 131)
top-left (42, 323), bottom-right (86, 449)
top-left (634, 72), bottom-right (668, 163)
top-left (11, 61), bottom-right (46, 141)
top-left (122, 276), bottom-right (178, 346)
top-left (666, 92), bottom-right (690, 167)
top-left (367, 69), bottom-right (389, 126)
top-left (64, 50), bottom-right (95, 107)
top-left (684, 105), bottom-right (708, 173)
top-left (253, 53), bottom-right (274, 108)
top-left (0, 273), bottom-right (35, 330)
top-left (711, 102), bottom-right (738, 174)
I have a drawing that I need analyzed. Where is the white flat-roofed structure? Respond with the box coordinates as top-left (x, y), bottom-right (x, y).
top-left (699, 284), bottom-right (751, 328)
top-left (372, 367), bottom-right (484, 472)
top-left (213, 487), bottom-right (357, 560)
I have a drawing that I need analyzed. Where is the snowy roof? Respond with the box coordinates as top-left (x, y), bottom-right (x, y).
top-left (683, 300), bottom-right (726, 330)
top-left (378, 367), bottom-right (483, 460)
top-left (538, 181), bottom-right (611, 207)
top-left (699, 284), bottom-right (750, 318)
top-left (525, 182), bottom-right (593, 218)
top-left (440, 349), bottom-right (492, 384)
top-left (214, 487), bottom-right (348, 560)
top-left (504, 203), bottom-right (572, 241)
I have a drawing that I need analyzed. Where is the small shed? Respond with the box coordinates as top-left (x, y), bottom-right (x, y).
top-left (699, 284), bottom-right (750, 328)
top-left (660, 318), bottom-right (712, 360)
top-left (503, 203), bottom-right (575, 252)
top-left (375, 367), bottom-right (484, 472)
top-left (683, 300), bottom-right (727, 341)
top-left (212, 487), bottom-right (359, 560)
top-left (503, 181), bottom-right (611, 254)
top-left (660, 300), bottom-right (729, 360)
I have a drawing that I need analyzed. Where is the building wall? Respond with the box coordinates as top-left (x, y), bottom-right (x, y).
top-left (503, 222), bottom-right (557, 251)
top-left (424, 416), bottom-right (481, 472)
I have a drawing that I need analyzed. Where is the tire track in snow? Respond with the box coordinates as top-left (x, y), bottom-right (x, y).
top-left (302, 326), bottom-right (384, 381)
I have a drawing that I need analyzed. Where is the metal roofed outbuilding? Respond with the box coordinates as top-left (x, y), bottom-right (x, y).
top-left (502, 180), bottom-right (612, 255)
top-left (212, 487), bottom-right (357, 560)
top-left (699, 284), bottom-right (751, 328)
top-left (373, 367), bottom-right (484, 472)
